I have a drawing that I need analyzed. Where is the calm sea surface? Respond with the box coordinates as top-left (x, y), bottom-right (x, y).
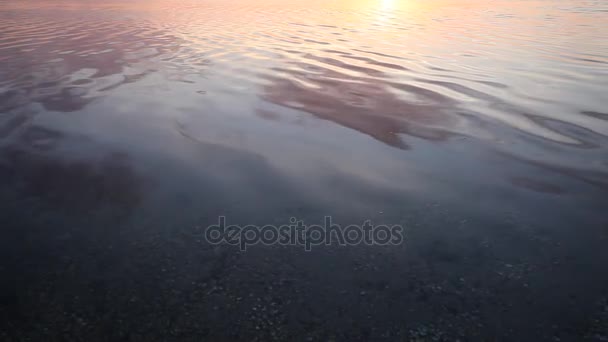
top-left (1, 0), bottom-right (607, 340)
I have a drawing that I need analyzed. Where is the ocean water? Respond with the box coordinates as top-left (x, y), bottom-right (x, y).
top-left (0, 0), bottom-right (607, 340)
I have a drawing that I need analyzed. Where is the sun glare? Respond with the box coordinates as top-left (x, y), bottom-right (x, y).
top-left (381, 0), bottom-right (396, 10)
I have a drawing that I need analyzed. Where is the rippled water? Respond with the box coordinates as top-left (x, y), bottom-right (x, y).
top-left (1, 0), bottom-right (608, 340)
top-left (1, 0), bottom-right (607, 191)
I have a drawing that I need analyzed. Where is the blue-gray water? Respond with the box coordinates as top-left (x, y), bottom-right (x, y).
top-left (1, 0), bottom-right (607, 340)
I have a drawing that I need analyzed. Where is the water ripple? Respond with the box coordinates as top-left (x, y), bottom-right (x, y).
top-left (1, 0), bottom-right (607, 189)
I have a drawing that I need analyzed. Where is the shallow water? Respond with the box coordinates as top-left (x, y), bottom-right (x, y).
top-left (1, 0), bottom-right (607, 340)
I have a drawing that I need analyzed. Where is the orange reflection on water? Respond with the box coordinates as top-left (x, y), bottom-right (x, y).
top-left (1, 0), bottom-right (606, 173)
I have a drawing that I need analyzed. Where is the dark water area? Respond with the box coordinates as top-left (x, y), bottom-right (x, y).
top-left (1, 0), bottom-right (607, 340)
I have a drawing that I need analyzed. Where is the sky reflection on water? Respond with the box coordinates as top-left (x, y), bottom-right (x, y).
top-left (1, 0), bottom-right (608, 340)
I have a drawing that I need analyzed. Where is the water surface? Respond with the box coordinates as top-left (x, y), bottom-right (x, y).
top-left (1, 0), bottom-right (607, 340)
